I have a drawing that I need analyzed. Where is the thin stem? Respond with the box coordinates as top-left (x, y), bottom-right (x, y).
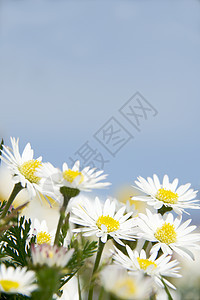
top-left (78, 273), bottom-right (82, 300)
top-left (0, 182), bottom-right (23, 219)
top-left (98, 286), bottom-right (104, 300)
top-left (161, 278), bottom-right (173, 300)
top-left (143, 240), bottom-right (149, 251)
top-left (54, 195), bottom-right (69, 246)
top-left (59, 270), bottom-right (79, 290)
top-left (88, 239), bottom-right (105, 300)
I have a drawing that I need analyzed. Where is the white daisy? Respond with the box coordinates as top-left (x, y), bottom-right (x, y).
top-left (0, 264), bottom-right (37, 296)
top-left (30, 218), bottom-right (56, 245)
top-left (132, 174), bottom-right (199, 214)
top-left (112, 246), bottom-right (181, 289)
top-left (137, 210), bottom-right (200, 260)
top-left (31, 244), bottom-right (74, 268)
top-left (37, 161), bottom-right (111, 203)
top-left (100, 265), bottom-right (153, 300)
top-left (70, 197), bottom-right (137, 245)
top-left (1, 137), bottom-right (43, 198)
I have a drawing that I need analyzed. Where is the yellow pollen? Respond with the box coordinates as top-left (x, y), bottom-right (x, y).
top-left (63, 169), bottom-right (84, 184)
top-left (0, 280), bottom-right (20, 292)
top-left (154, 222), bottom-right (177, 244)
top-left (96, 215), bottom-right (120, 232)
top-left (156, 188), bottom-right (178, 204)
top-left (37, 231), bottom-right (51, 245)
top-left (18, 159), bottom-right (41, 184)
top-left (115, 278), bottom-right (136, 297)
top-left (137, 257), bottom-right (157, 270)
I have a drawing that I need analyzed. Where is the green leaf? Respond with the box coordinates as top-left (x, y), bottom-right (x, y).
top-left (0, 293), bottom-right (29, 299)
top-left (60, 238), bottom-right (98, 288)
top-left (58, 213), bottom-right (70, 247)
top-left (0, 216), bottom-right (34, 267)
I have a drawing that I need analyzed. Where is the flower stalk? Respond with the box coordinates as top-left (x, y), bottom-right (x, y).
top-left (54, 195), bottom-right (69, 246)
top-left (0, 182), bottom-right (23, 219)
top-left (88, 239), bottom-right (105, 300)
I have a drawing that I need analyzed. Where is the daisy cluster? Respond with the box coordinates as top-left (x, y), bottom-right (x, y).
top-left (0, 137), bottom-right (199, 300)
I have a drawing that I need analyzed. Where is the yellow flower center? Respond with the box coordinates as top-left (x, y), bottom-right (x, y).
top-left (63, 169), bottom-right (84, 184)
top-left (156, 188), bottom-right (178, 204)
top-left (18, 159), bottom-right (41, 184)
top-left (0, 280), bottom-right (20, 292)
top-left (115, 278), bottom-right (136, 297)
top-left (154, 222), bottom-right (177, 244)
top-left (137, 258), bottom-right (157, 270)
top-left (37, 231), bottom-right (51, 245)
top-left (96, 215), bottom-right (120, 232)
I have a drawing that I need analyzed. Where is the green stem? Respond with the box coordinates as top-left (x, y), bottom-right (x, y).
top-left (88, 239), bottom-right (105, 300)
top-left (54, 195), bottom-right (69, 246)
top-left (98, 286), bottom-right (104, 300)
top-left (0, 182), bottom-right (23, 219)
top-left (143, 240), bottom-right (149, 251)
top-left (78, 273), bottom-right (82, 300)
top-left (161, 278), bottom-right (173, 300)
top-left (59, 270), bottom-right (79, 290)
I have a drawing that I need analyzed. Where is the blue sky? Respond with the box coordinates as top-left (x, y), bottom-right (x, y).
top-left (1, 0), bottom-right (200, 217)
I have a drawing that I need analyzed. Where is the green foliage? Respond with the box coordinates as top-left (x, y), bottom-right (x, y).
top-left (60, 238), bottom-right (98, 288)
top-left (0, 216), bottom-right (33, 267)
top-left (68, 238), bottom-right (98, 271)
top-left (58, 213), bottom-right (70, 247)
top-left (0, 201), bottom-right (27, 237)
top-left (32, 267), bottom-right (61, 300)
top-left (0, 293), bottom-right (29, 300)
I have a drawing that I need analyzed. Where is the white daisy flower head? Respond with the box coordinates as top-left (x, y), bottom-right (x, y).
top-left (132, 174), bottom-right (199, 214)
top-left (37, 161), bottom-right (111, 204)
top-left (112, 245), bottom-right (181, 289)
top-left (30, 218), bottom-right (56, 246)
top-left (1, 137), bottom-right (43, 198)
top-left (137, 210), bottom-right (200, 260)
top-left (0, 264), bottom-right (37, 296)
top-left (31, 244), bottom-right (74, 268)
top-left (100, 265), bottom-right (153, 300)
top-left (70, 197), bottom-right (137, 245)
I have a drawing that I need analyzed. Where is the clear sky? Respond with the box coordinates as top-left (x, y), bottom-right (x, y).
top-left (1, 0), bottom-right (200, 220)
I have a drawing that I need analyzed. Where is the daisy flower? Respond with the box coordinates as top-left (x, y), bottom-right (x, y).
top-left (137, 210), bottom-right (200, 260)
top-left (132, 174), bottom-right (199, 214)
top-left (70, 197), bottom-right (137, 245)
top-left (100, 265), bottom-right (153, 300)
top-left (0, 264), bottom-right (37, 296)
top-left (30, 219), bottom-right (56, 245)
top-left (31, 244), bottom-right (74, 268)
top-left (112, 246), bottom-right (181, 289)
top-left (37, 161), bottom-right (111, 203)
top-left (1, 137), bottom-right (43, 198)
